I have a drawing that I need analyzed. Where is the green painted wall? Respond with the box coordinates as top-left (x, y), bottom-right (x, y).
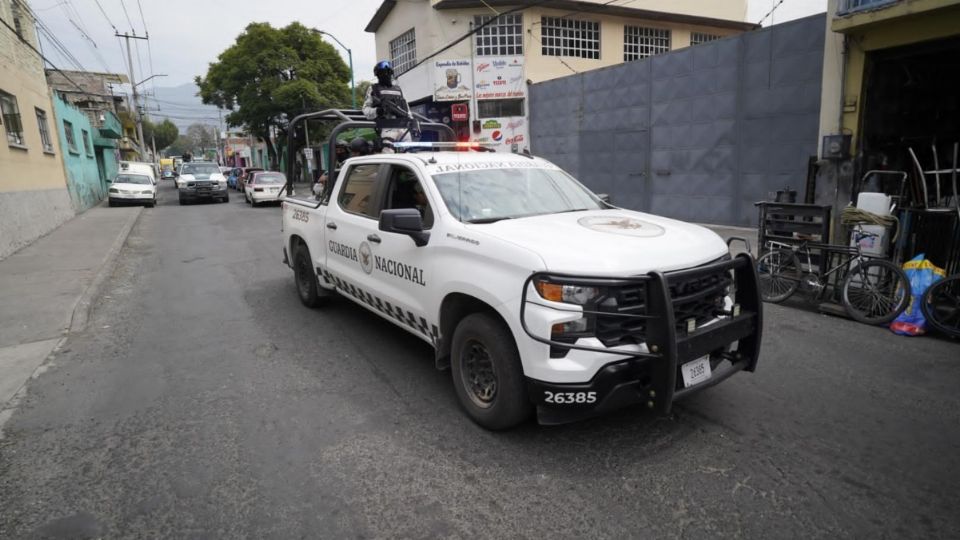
top-left (52, 93), bottom-right (104, 212)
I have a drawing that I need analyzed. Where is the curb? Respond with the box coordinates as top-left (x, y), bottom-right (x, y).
top-left (67, 206), bottom-right (144, 334)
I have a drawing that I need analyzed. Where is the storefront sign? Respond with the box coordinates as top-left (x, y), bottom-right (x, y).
top-left (474, 57), bottom-right (525, 100)
top-left (433, 59), bottom-right (472, 101)
top-left (451, 103), bottom-right (469, 122)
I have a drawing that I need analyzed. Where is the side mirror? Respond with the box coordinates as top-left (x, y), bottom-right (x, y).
top-left (380, 208), bottom-right (430, 247)
top-left (597, 193), bottom-right (612, 205)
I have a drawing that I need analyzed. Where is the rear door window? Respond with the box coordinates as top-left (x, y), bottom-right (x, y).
top-left (337, 164), bottom-right (382, 219)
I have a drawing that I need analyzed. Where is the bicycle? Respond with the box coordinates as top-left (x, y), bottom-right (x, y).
top-left (756, 227), bottom-right (910, 325)
top-left (921, 273), bottom-right (960, 338)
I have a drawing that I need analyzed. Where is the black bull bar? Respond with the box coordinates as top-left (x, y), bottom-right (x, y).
top-left (519, 253), bottom-right (762, 416)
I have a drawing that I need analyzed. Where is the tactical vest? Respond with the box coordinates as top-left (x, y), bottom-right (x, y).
top-left (372, 84), bottom-right (408, 118)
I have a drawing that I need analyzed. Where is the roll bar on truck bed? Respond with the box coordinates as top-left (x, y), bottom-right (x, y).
top-left (284, 108), bottom-right (457, 202)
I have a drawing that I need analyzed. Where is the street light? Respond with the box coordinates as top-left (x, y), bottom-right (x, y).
top-left (311, 29), bottom-right (356, 109)
top-left (134, 73), bottom-right (167, 88)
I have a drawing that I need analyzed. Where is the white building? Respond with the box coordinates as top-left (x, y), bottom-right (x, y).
top-left (366, 0), bottom-right (755, 151)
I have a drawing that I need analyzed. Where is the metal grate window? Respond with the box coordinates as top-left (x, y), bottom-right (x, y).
top-left (389, 28), bottom-right (417, 76)
top-left (624, 26), bottom-right (671, 61)
top-left (474, 14), bottom-right (523, 56)
top-left (64, 120), bottom-right (78, 153)
top-left (690, 32), bottom-right (721, 46)
top-left (1, 90), bottom-right (25, 146)
top-left (35, 108), bottom-right (53, 152)
top-left (477, 98), bottom-right (524, 119)
top-left (81, 129), bottom-right (93, 156)
top-left (541, 16), bottom-right (600, 59)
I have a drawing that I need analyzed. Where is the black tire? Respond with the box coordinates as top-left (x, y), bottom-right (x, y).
top-left (921, 275), bottom-right (960, 338)
top-left (222, 194), bottom-right (230, 203)
top-left (108, 200), bottom-right (116, 207)
top-left (450, 313), bottom-right (531, 430)
top-left (178, 197), bottom-right (186, 206)
top-left (841, 259), bottom-right (910, 325)
top-left (146, 202), bottom-right (155, 208)
top-left (293, 246), bottom-right (323, 308)
top-left (757, 249), bottom-right (801, 303)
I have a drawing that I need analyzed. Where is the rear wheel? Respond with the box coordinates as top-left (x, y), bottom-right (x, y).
top-left (757, 249), bottom-right (801, 303)
top-left (921, 274), bottom-right (960, 338)
top-left (450, 313), bottom-right (531, 430)
top-left (293, 246), bottom-right (323, 308)
top-left (841, 259), bottom-right (910, 325)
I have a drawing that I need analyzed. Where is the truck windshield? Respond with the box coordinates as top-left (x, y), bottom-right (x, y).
top-left (432, 167), bottom-right (604, 223)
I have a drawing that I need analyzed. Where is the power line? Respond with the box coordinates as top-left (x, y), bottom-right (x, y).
top-left (118, 0), bottom-right (136, 33)
top-left (92, 0), bottom-right (118, 32)
top-left (758, 0), bottom-right (789, 25)
top-left (0, 15), bottom-right (87, 94)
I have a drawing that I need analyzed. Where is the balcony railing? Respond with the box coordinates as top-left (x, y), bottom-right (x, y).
top-left (837, 0), bottom-right (899, 15)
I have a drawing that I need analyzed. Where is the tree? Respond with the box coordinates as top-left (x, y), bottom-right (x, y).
top-left (355, 80), bottom-right (373, 104)
top-left (186, 123), bottom-right (216, 153)
top-left (195, 22), bottom-right (351, 168)
top-left (143, 119), bottom-right (179, 151)
top-left (164, 135), bottom-right (195, 157)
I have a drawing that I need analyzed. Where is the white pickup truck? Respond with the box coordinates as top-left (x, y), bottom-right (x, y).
top-left (281, 143), bottom-right (762, 429)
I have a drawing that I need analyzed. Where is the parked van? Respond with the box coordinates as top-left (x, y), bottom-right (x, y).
top-left (119, 161), bottom-right (158, 185)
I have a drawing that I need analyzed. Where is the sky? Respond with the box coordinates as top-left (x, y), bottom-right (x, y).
top-left (25, 0), bottom-right (827, 123)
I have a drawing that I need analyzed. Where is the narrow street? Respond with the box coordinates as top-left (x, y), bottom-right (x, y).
top-left (0, 180), bottom-right (958, 538)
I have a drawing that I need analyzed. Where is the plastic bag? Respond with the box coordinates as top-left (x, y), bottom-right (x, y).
top-left (890, 254), bottom-right (945, 336)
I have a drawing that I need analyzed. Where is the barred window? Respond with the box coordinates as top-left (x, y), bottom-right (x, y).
top-left (82, 129), bottom-right (93, 156)
top-left (475, 14), bottom-right (523, 56)
top-left (1, 90), bottom-right (25, 147)
top-left (624, 26), bottom-right (671, 61)
top-left (541, 17), bottom-right (599, 59)
top-left (389, 28), bottom-right (417, 76)
top-left (690, 32), bottom-right (721, 46)
top-left (35, 108), bottom-right (53, 152)
top-left (477, 99), bottom-right (524, 119)
top-left (64, 120), bottom-right (78, 153)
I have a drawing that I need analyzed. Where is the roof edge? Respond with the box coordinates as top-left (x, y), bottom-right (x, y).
top-left (365, 0), bottom-right (399, 33)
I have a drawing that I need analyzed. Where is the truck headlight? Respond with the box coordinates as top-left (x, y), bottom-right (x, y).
top-left (535, 280), bottom-right (603, 305)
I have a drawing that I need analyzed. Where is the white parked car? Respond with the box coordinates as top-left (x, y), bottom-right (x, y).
top-left (245, 171), bottom-right (286, 206)
top-left (281, 143), bottom-right (762, 430)
top-left (108, 172), bottom-right (157, 207)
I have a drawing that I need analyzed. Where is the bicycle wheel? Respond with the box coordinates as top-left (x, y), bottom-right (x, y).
top-left (757, 249), bottom-right (801, 303)
top-left (921, 274), bottom-right (960, 338)
top-left (841, 259), bottom-right (910, 325)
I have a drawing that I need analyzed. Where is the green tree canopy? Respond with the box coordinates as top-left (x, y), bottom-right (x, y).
top-left (195, 22), bottom-right (351, 168)
top-left (186, 123), bottom-right (216, 152)
top-left (164, 135), bottom-right (195, 157)
top-left (143, 119), bottom-right (179, 151)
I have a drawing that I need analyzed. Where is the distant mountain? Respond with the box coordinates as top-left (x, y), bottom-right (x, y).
top-left (146, 83), bottom-right (222, 132)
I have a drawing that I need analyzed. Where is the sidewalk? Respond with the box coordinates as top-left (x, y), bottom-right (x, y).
top-left (0, 204), bottom-right (142, 431)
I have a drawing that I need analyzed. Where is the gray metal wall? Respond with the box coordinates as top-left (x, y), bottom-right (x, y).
top-left (529, 14), bottom-right (825, 226)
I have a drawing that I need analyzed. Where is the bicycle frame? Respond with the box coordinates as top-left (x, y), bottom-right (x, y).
top-left (765, 227), bottom-right (876, 297)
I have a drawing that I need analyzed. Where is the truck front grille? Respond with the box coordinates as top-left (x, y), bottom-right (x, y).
top-left (594, 262), bottom-right (732, 347)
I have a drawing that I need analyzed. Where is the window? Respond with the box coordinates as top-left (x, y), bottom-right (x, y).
top-left (541, 17), bottom-right (600, 59)
top-left (338, 164), bottom-right (381, 218)
top-left (624, 26), bottom-right (671, 61)
top-left (389, 29), bottom-right (417, 76)
top-left (477, 99), bottom-right (524, 119)
top-left (384, 166), bottom-right (433, 228)
top-left (81, 129), bottom-right (93, 156)
top-left (1, 90), bottom-right (25, 146)
top-left (474, 14), bottom-right (523, 56)
top-left (12, 0), bottom-right (24, 37)
top-left (63, 120), bottom-right (78, 153)
top-left (690, 32), bottom-right (721, 46)
top-left (35, 108), bottom-right (53, 152)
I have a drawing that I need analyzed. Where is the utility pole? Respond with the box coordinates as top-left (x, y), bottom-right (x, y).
top-left (116, 32), bottom-right (149, 160)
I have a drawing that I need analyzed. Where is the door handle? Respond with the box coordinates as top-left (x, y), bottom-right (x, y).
top-left (367, 234), bottom-right (381, 244)
top-left (326, 222), bottom-right (337, 230)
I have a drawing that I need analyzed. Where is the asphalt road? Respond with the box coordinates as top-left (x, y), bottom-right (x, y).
top-left (1, 180), bottom-right (959, 539)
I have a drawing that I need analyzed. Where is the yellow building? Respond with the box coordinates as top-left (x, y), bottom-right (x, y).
top-left (0, 0), bottom-right (75, 259)
top-left (365, 0), bottom-right (755, 150)
top-left (818, 0), bottom-right (960, 190)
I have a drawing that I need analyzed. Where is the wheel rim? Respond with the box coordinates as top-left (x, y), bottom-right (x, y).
top-left (758, 251), bottom-right (798, 301)
top-left (844, 263), bottom-right (906, 321)
top-left (460, 339), bottom-right (498, 409)
top-left (295, 255), bottom-right (311, 300)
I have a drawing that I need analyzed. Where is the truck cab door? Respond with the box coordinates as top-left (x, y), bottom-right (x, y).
top-left (323, 163), bottom-right (386, 295)
top-left (367, 164), bottom-right (437, 342)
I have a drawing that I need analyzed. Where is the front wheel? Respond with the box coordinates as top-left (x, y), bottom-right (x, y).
top-left (841, 259), bottom-right (910, 325)
top-left (921, 274), bottom-right (960, 338)
top-left (450, 313), bottom-right (531, 430)
top-left (757, 249), bottom-right (801, 303)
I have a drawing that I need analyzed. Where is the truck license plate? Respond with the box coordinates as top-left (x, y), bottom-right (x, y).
top-left (681, 356), bottom-right (712, 388)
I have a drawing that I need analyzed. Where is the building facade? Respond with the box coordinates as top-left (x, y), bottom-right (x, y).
top-left (0, 0), bottom-right (74, 259)
top-left (366, 0), bottom-right (755, 151)
top-left (51, 93), bottom-right (111, 212)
